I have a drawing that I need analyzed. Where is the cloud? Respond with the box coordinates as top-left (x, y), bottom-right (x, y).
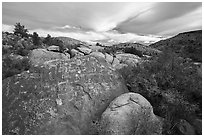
top-left (2, 2), bottom-right (202, 45)
top-left (2, 24), bottom-right (14, 32)
top-left (2, 23), bottom-right (163, 45)
top-left (157, 6), bottom-right (202, 35)
top-left (115, 2), bottom-right (202, 36)
top-left (2, 2), bottom-right (154, 32)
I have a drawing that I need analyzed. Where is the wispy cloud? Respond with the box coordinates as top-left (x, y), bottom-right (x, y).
top-left (2, 2), bottom-right (202, 44)
top-left (115, 2), bottom-right (202, 36)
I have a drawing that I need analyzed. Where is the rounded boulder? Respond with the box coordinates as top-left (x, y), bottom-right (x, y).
top-left (99, 92), bottom-right (163, 135)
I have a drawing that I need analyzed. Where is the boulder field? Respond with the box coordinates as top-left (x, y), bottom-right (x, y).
top-left (2, 46), bottom-right (163, 135)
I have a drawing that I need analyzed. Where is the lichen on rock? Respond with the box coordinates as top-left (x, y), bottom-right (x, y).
top-left (2, 55), bottom-right (128, 135)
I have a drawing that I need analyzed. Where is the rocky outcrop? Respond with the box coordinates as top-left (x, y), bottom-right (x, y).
top-left (116, 53), bottom-right (141, 67)
top-left (90, 51), bottom-right (105, 59)
top-left (47, 45), bottom-right (60, 52)
top-left (104, 53), bottom-right (114, 64)
top-left (71, 49), bottom-right (84, 58)
top-left (112, 57), bottom-right (120, 67)
top-left (2, 55), bottom-right (128, 135)
top-left (89, 52), bottom-right (141, 70)
top-left (77, 47), bottom-right (92, 55)
top-left (29, 49), bottom-right (70, 66)
top-left (99, 92), bottom-right (162, 135)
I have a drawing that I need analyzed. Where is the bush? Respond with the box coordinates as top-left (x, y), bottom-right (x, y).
top-left (16, 48), bottom-right (30, 56)
top-left (51, 38), bottom-right (65, 52)
top-left (99, 46), bottom-right (118, 55)
top-left (123, 47), bottom-right (143, 57)
top-left (43, 34), bottom-right (52, 46)
top-left (117, 49), bottom-right (201, 134)
top-left (32, 32), bottom-right (41, 46)
top-left (43, 34), bottom-right (65, 52)
top-left (2, 54), bottom-right (30, 79)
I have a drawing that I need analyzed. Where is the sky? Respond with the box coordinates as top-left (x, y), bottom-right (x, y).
top-left (2, 2), bottom-right (202, 45)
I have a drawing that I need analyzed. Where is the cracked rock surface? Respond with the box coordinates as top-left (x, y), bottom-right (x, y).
top-left (2, 55), bottom-right (128, 135)
top-left (99, 92), bottom-right (163, 135)
top-left (29, 48), bottom-right (70, 67)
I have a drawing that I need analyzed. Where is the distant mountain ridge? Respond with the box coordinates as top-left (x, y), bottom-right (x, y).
top-left (150, 30), bottom-right (202, 62)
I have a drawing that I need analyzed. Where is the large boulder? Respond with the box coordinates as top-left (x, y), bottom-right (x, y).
top-left (77, 47), bottom-right (92, 55)
top-left (2, 55), bottom-right (128, 135)
top-left (29, 49), bottom-right (69, 66)
top-left (116, 53), bottom-right (141, 67)
top-left (88, 45), bottom-right (104, 52)
top-left (71, 49), bottom-right (84, 58)
top-left (90, 52), bottom-right (105, 59)
top-left (99, 92), bottom-right (162, 135)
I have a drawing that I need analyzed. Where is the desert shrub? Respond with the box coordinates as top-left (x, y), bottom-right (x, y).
top-left (117, 49), bottom-right (201, 134)
top-left (43, 34), bottom-right (65, 52)
top-left (99, 46), bottom-right (118, 55)
top-left (51, 38), bottom-right (65, 52)
top-left (16, 48), bottom-right (30, 56)
top-left (43, 34), bottom-right (52, 46)
top-left (2, 45), bottom-right (13, 55)
top-left (32, 32), bottom-right (41, 46)
top-left (2, 54), bottom-right (30, 79)
top-left (2, 31), bottom-right (39, 56)
top-left (149, 49), bottom-right (201, 107)
top-left (123, 47), bottom-right (143, 57)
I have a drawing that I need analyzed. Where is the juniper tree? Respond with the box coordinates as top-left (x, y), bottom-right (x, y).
top-left (13, 23), bottom-right (28, 38)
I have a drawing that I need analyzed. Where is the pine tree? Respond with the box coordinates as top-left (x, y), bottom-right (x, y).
top-left (43, 34), bottom-right (52, 46)
top-left (13, 23), bottom-right (28, 38)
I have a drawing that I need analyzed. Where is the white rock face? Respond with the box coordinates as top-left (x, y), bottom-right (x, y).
top-left (77, 47), bottom-right (92, 55)
top-left (104, 53), bottom-right (114, 64)
top-left (99, 92), bottom-right (163, 135)
top-left (112, 58), bottom-right (120, 67)
top-left (47, 45), bottom-right (60, 51)
top-left (71, 49), bottom-right (84, 57)
top-left (90, 52), bottom-right (105, 59)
